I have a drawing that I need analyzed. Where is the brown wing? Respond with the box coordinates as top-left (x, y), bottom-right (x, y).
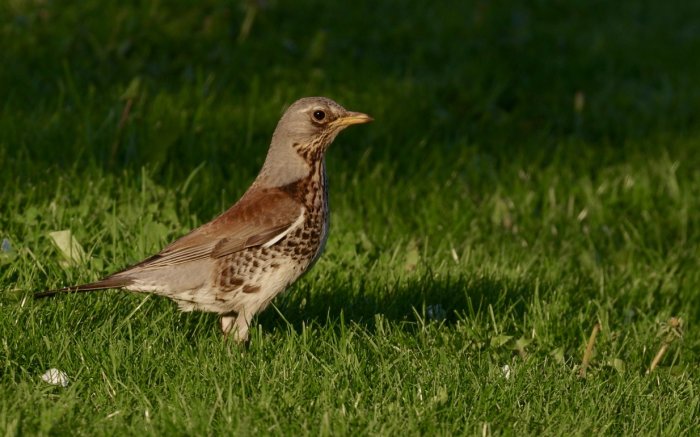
top-left (134, 187), bottom-right (303, 269)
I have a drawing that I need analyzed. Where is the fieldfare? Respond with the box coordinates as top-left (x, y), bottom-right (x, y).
top-left (36, 97), bottom-right (372, 343)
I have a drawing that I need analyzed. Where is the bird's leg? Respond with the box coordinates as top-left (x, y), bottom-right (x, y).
top-left (220, 313), bottom-right (237, 335)
top-left (220, 312), bottom-right (250, 345)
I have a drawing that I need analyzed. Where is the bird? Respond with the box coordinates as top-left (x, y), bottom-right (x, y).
top-left (36, 96), bottom-right (372, 343)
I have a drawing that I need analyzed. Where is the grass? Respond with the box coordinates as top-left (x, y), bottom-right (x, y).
top-left (1, 0), bottom-right (699, 435)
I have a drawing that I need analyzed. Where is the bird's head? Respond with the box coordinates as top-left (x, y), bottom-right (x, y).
top-left (274, 97), bottom-right (372, 159)
top-left (258, 97), bottom-right (372, 186)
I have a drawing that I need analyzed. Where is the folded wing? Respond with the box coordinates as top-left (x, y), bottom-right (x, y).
top-left (134, 187), bottom-right (303, 269)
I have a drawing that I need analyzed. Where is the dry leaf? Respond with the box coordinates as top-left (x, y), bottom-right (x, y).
top-left (49, 230), bottom-right (87, 266)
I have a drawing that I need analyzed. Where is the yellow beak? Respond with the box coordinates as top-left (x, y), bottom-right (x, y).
top-left (334, 111), bottom-right (374, 127)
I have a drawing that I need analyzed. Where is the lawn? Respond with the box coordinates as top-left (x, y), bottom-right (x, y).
top-left (1, 0), bottom-right (699, 435)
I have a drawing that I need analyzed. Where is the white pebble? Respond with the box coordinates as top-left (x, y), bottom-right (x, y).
top-left (41, 368), bottom-right (69, 387)
top-left (501, 364), bottom-right (512, 380)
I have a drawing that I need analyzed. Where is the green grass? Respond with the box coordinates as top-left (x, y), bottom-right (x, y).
top-left (1, 0), bottom-right (699, 435)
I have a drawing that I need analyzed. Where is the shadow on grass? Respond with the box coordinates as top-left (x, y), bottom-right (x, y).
top-left (254, 273), bottom-right (540, 333)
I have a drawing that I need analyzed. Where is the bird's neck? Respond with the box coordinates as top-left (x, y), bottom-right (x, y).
top-left (255, 140), bottom-right (311, 188)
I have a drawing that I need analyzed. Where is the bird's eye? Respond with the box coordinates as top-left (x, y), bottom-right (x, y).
top-left (313, 110), bottom-right (326, 121)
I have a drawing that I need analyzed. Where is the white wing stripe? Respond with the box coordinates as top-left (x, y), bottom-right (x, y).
top-left (263, 209), bottom-right (305, 248)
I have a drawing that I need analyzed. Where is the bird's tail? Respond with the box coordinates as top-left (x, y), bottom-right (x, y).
top-left (34, 275), bottom-right (133, 298)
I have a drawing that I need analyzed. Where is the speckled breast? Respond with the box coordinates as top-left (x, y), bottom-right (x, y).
top-left (277, 160), bottom-right (330, 273)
